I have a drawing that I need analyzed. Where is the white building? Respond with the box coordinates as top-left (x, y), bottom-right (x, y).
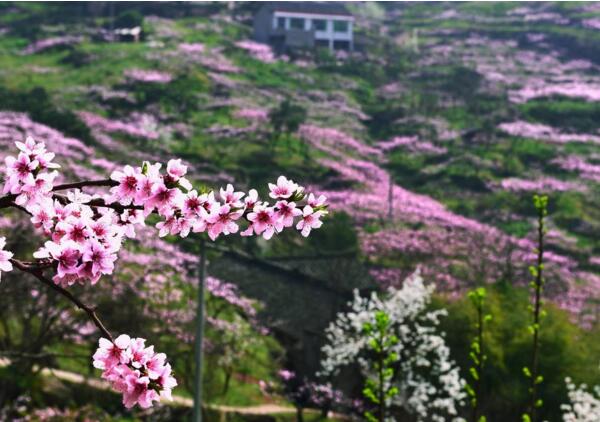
top-left (253, 2), bottom-right (354, 51)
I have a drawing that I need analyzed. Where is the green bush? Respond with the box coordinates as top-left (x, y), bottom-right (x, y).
top-left (0, 86), bottom-right (93, 144)
top-left (436, 283), bottom-right (600, 422)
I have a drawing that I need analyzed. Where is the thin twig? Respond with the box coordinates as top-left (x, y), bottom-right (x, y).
top-left (10, 259), bottom-right (113, 342)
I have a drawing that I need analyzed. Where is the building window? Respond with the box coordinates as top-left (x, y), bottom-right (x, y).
top-left (333, 40), bottom-right (350, 50)
top-left (290, 17), bottom-right (305, 30)
top-left (333, 20), bottom-right (349, 33)
top-left (276, 17), bottom-right (286, 29)
top-left (312, 19), bottom-right (327, 31)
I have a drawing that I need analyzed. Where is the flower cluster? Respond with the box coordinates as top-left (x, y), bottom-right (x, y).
top-left (0, 237), bottom-right (13, 280)
top-left (498, 177), bottom-right (584, 193)
top-left (561, 377), bottom-right (600, 422)
top-left (30, 191), bottom-right (125, 286)
top-left (93, 335), bottom-right (177, 409)
top-left (260, 370), bottom-right (356, 416)
top-left (235, 40), bottom-right (276, 63)
top-left (109, 165), bottom-right (327, 240)
top-left (233, 107), bottom-right (269, 124)
top-left (1, 138), bottom-right (327, 286)
top-left (3, 136), bottom-right (59, 207)
top-left (22, 36), bottom-right (82, 55)
top-left (124, 69), bottom-right (173, 84)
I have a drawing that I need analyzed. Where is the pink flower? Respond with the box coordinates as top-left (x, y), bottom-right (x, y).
top-left (279, 369), bottom-right (295, 381)
top-left (30, 199), bottom-right (56, 232)
top-left (157, 363), bottom-right (177, 400)
top-left (0, 237), bottom-right (13, 276)
top-left (128, 337), bottom-right (149, 369)
top-left (146, 184), bottom-right (179, 216)
top-left (182, 190), bottom-right (206, 218)
top-left (247, 205), bottom-right (277, 239)
top-left (41, 241), bottom-right (81, 279)
top-left (156, 214), bottom-right (180, 237)
top-left (123, 374), bottom-right (159, 409)
top-left (220, 184), bottom-right (244, 208)
top-left (244, 189), bottom-right (259, 210)
top-left (307, 193), bottom-right (327, 209)
top-left (93, 334), bottom-right (132, 371)
top-left (268, 176), bottom-right (299, 199)
top-left (61, 218), bottom-right (91, 244)
top-left (135, 162), bottom-right (162, 204)
top-left (82, 239), bottom-right (116, 277)
top-left (207, 204), bottom-right (241, 240)
top-left (16, 171), bottom-right (58, 206)
top-left (145, 351), bottom-right (167, 379)
top-left (166, 159), bottom-right (187, 179)
top-left (7, 153), bottom-right (38, 182)
top-left (110, 165), bottom-right (140, 205)
top-left (16, 136), bottom-right (45, 156)
top-left (296, 206), bottom-right (324, 237)
top-left (275, 200), bottom-right (302, 228)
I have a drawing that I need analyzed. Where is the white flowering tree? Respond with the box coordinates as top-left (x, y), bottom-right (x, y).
top-left (321, 270), bottom-right (466, 422)
top-left (561, 377), bottom-right (600, 422)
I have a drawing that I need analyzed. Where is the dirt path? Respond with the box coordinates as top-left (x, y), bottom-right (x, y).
top-left (0, 358), bottom-right (305, 415)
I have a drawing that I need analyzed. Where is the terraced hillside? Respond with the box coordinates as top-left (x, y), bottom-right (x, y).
top-left (0, 2), bottom-right (599, 421)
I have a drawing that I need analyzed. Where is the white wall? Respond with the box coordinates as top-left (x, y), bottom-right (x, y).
top-left (272, 11), bottom-right (354, 43)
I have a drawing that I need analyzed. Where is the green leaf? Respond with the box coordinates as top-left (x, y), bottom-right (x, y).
top-left (523, 367), bottom-right (531, 378)
top-left (465, 384), bottom-right (475, 397)
top-left (522, 413), bottom-right (531, 422)
top-left (535, 375), bottom-right (544, 385)
top-left (365, 411), bottom-right (378, 422)
top-left (529, 266), bottom-right (538, 277)
top-left (470, 367), bottom-right (479, 380)
top-left (535, 399), bottom-right (543, 408)
top-left (362, 387), bottom-right (378, 404)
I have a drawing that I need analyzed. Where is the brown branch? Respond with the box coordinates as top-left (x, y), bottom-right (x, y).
top-left (10, 259), bottom-right (113, 342)
top-left (52, 179), bottom-right (117, 192)
top-left (50, 193), bottom-right (144, 212)
top-left (0, 179), bottom-right (117, 211)
top-left (0, 195), bottom-right (18, 210)
top-left (86, 198), bottom-right (144, 212)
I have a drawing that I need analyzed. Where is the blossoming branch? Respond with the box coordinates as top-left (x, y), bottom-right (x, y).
top-left (0, 136), bottom-right (328, 408)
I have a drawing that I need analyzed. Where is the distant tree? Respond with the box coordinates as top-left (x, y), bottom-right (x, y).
top-left (321, 271), bottom-right (465, 422)
top-left (269, 99), bottom-right (307, 141)
top-left (114, 10), bottom-right (143, 28)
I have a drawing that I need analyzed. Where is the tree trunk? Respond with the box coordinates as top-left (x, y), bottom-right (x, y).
top-left (296, 406), bottom-right (304, 422)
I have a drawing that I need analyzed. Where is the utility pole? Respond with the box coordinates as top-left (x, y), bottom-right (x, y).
top-left (387, 174), bottom-right (393, 221)
top-left (192, 238), bottom-right (207, 422)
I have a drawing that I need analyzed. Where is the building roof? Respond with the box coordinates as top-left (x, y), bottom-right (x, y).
top-left (262, 2), bottom-right (352, 17)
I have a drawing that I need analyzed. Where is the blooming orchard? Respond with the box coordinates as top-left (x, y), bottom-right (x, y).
top-left (321, 270), bottom-right (465, 422)
top-left (0, 136), bottom-right (327, 408)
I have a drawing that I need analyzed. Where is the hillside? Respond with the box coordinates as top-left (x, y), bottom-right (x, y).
top-left (0, 2), bottom-right (599, 421)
